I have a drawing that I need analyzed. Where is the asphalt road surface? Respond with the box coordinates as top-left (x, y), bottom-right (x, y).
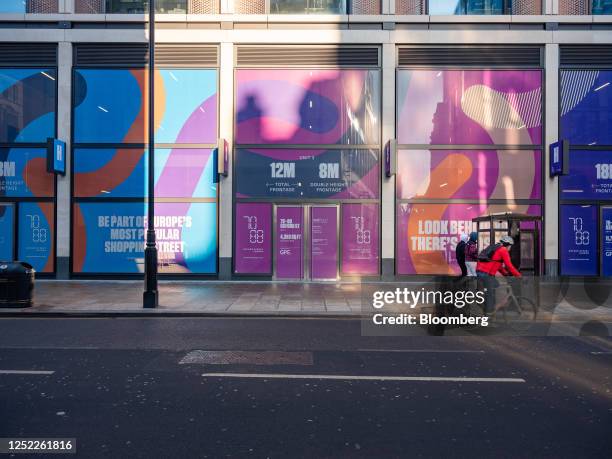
top-left (0, 317), bottom-right (610, 458)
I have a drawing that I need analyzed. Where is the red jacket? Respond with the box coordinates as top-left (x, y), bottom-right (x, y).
top-left (476, 246), bottom-right (521, 277)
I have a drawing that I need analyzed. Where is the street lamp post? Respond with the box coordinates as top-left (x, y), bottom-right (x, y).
top-left (143, 0), bottom-right (158, 308)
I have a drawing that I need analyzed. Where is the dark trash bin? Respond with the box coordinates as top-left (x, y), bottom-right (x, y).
top-left (0, 261), bottom-right (35, 308)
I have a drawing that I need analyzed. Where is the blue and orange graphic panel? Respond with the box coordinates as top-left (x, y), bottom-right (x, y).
top-left (73, 69), bottom-right (217, 144)
top-left (0, 69), bottom-right (56, 143)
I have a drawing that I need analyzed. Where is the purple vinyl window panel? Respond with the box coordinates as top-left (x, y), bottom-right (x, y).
top-left (341, 203), bottom-right (379, 275)
top-left (234, 203), bottom-right (272, 274)
top-left (310, 206), bottom-right (338, 280)
top-left (276, 206), bottom-right (303, 279)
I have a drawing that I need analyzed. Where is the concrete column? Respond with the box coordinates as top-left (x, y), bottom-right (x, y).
top-left (381, 42), bottom-right (395, 279)
top-left (544, 43), bottom-right (559, 276)
top-left (56, 41), bottom-right (72, 279)
top-left (218, 41), bottom-right (234, 279)
top-left (385, 0), bottom-right (394, 15)
top-left (62, 0), bottom-right (75, 14)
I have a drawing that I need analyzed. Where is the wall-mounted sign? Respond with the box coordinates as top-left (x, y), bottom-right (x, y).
top-left (549, 139), bottom-right (569, 177)
top-left (560, 150), bottom-right (612, 200)
top-left (217, 138), bottom-right (228, 177)
top-left (384, 139), bottom-right (397, 178)
top-left (560, 205), bottom-right (598, 276)
top-left (47, 138), bottom-right (66, 176)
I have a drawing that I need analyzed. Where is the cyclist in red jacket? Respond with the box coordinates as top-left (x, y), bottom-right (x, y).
top-left (476, 235), bottom-right (522, 278)
top-left (476, 235), bottom-right (521, 314)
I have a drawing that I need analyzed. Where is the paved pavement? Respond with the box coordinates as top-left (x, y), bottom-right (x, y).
top-left (0, 280), bottom-right (611, 331)
top-left (0, 317), bottom-right (610, 458)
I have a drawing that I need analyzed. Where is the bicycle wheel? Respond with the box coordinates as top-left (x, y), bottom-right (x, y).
top-left (504, 296), bottom-right (537, 333)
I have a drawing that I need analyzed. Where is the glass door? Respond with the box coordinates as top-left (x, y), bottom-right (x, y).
top-left (274, 206), bottom-right (304, 280)
top-left (309, 205), bottom-right (339, 281)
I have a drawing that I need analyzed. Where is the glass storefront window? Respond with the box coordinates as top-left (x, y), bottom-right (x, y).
top-left (560, 70), bottom-right (612, 146)
top-left (74, 69), bottom-right (217, 144)
top-left (397, 69), bottom-right (542, 146)
top-left (105, 0), bottom-right (187, 13)
top-left (235, 69), bottom-right (380, 145)
top-left (270, 0), bottom-right (346, 14)
top-left (0, 148), bottom-right (54, 198)
top-left (396, 149), bottom-right (542, 200)
top-left (428, 0), bottom-right (505, 14)
top-left (592, 0), bottom-right (612, 14)
top-left (396, 203), bottom-right (541, 275)
top-left (0, 69), bottom-right (56, 143)
top-left (0, 1), bottom-right (26, 13)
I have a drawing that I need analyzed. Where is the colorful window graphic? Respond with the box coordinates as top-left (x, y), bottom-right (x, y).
top-left (235, 69), bottom-right (380, 146)
top-left (341, 203), bottom-right (379, 275)
top-left (0, 69), bottom-right (56, 143)
top-left (560, 205), bottom-right (598, 276)
top-left (72, 202), bottom-right (217, 274)
top-left (397, 70), bottom-right (542, 146)
top-left (73, 148), bottom-right (217, 199)
top-left (234, 203), bottom-right (272, 275)
top-left (73, 69), bottom-right (217, 144)
top-left (397, 150), bottom-right (542, 201)
top-left (18, 202), bottom-right (54, 273)
top-left (560, 150), bottom-right (612, 201)
top-left (396, 203), bottom-right (541, 275)
top-left (0, 204), bottom-right (15, 260)
top-left (560, 70), bottom-right (612, 146)
top-left (0, 148), bottom-right (54, 198)
top-left (235, 148), bottom-right (379, 199)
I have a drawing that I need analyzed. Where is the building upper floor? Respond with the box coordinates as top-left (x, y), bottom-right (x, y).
top-left (1, 0), bottom-right (612, 17)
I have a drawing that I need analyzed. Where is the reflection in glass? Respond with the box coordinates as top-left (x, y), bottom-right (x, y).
top-left (397, 69), bottom-right (542, 146)
top-left (560, 70), bottom-right (612, 145)
top-left (0, 0), bottom-right (25, 13)
top-left (270, 0), bottom-right (346, 13)
top-left (235, 69), bottom-right (380, 145)
top-left (0, 69), bottom-right (56, 143)
top-left (592, 0), bottom-right (612, 14)
top-left (105, 0), bottom-right (187, 13)
top-left (428, 0), bottom-right (505, 14)
top-left (396, 150), bottom-right (542, 201)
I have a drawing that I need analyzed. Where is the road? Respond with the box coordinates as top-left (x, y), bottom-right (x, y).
top-left (0, 317), bottom-right (610, 458)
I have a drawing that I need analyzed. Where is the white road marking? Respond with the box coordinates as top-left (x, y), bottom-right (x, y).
top-left (0, 370), bottom-right (55, 375)
top-left (358, 349), bottom-right (485, 354)
top-left (590, 351), bottom-right (612, 355)
top-left (202, 373), bottom-right (524, 383)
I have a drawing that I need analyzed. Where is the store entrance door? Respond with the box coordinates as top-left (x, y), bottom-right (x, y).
top-left (274, 205), bottom-right (339, 281)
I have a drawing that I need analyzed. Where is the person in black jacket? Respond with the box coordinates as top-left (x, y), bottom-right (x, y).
top-left (455, 233), bottom-right (469, 277)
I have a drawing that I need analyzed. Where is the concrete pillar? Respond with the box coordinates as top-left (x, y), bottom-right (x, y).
top-left (381, 42), bottom-right (395, 279)
top-left (544, 43), bottom-right (559, 276)
top-left (56, 41), bottom-right (72, 279)
top-left (218, 41), bottom-right (234, 279)
top-left (62, 0), bottom-right (75, 14)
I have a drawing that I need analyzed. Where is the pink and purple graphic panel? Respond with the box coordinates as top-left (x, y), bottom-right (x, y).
top-left (397, 202), bottom-right (541, 275)
top-left (397, 150), bottom-right (542, 200)
top-left (341, 203), bottom-right (379, 275)
top-left (235, 69), bottom-right (380, 145)
top-left (234, 203), bottom-right (272, 274)
top-left (397, 70), bottom-right (542, 146)
top-left (276, 206), bottom-right (304, 279)
top-left (310, 206), bottom-right (338, 279)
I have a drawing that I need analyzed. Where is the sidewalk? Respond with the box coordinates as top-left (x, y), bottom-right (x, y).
top-left (0, 280), bottom-right (610, 324)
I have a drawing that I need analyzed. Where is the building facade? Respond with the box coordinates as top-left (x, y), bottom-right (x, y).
top-left (1, 0), bottom-right (611, 279)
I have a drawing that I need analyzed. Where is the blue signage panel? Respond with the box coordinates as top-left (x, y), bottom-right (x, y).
top-left (549, 140), bottom-right (568, 177)
top-left (602, 207), bottom-right (612, 277)
top-left (0, 204), bottom-right (14, 260)
top-left (560, 205), bottom-right (598, 276)
top-left (47, 138), bottom-right (66, 175)
top-left (560, 150), bottom-right (612, 200)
